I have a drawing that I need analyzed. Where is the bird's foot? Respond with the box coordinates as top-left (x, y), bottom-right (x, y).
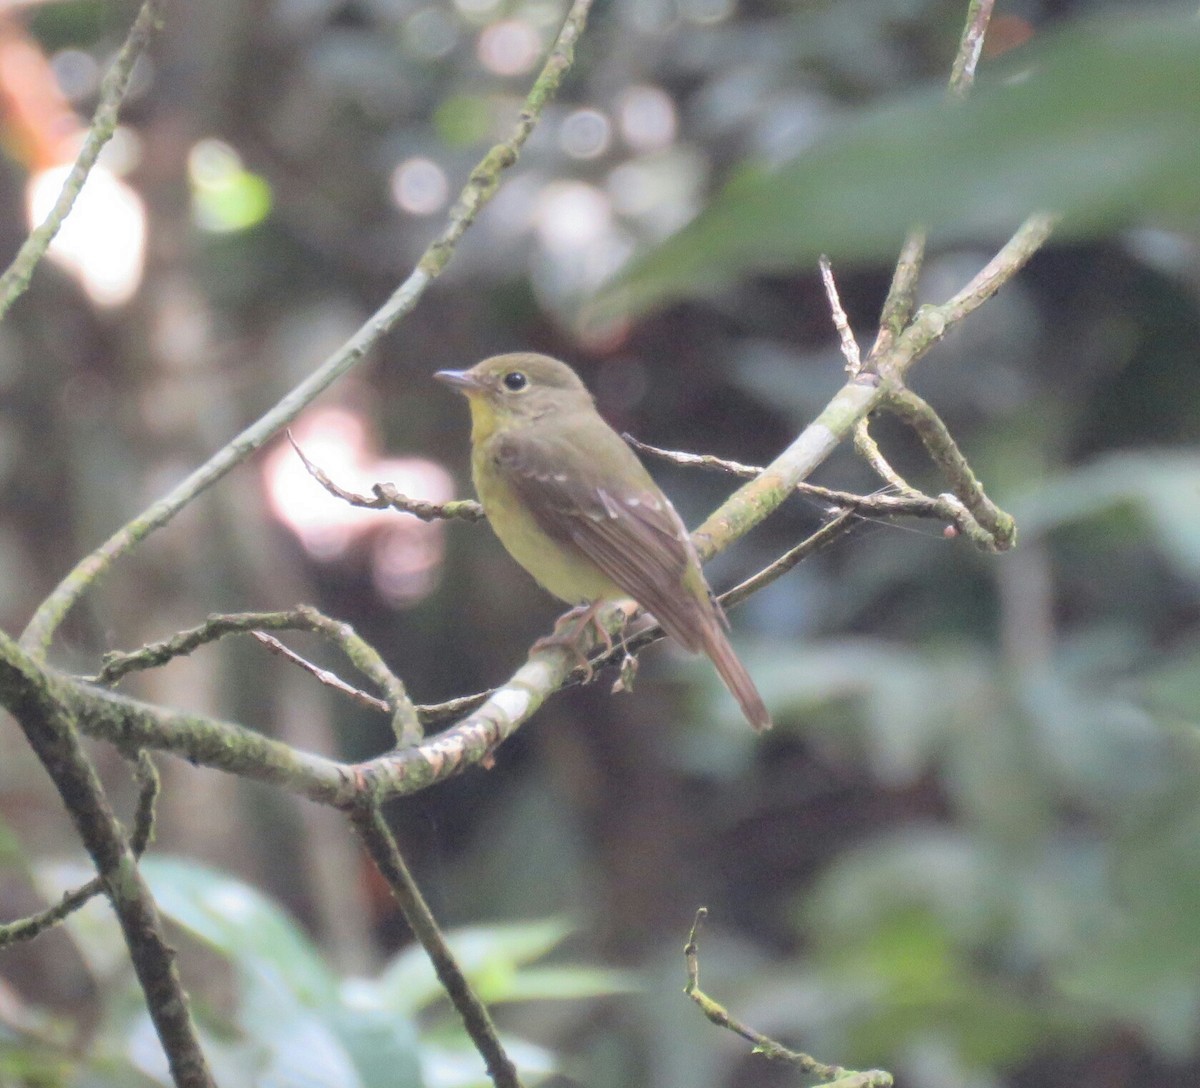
top-left (531, 601), bottom-right (617, 682)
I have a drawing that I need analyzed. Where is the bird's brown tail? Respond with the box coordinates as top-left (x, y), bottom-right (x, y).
top-left (699, 622), bottom-right (772, 732)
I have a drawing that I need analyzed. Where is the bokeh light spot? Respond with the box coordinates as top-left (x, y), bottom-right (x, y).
top-left (188, 138), bottom-right (272, 234)
top-left (617, 85), bottom-right (677, 152)
top-left (404, 7), bottom-right (458, 59)
top-left (533, 181), bottom-right (611, 252)
top-left (390, 157), bottom-right (449, 216)
top-left (477, 20), bottom-right (541, 76)
top-left (49, 48), bottom-right (99, 102)
top-left (27, 163), bottom-right (146, 307)
top-left (560, 108), bottom-right (611, 159)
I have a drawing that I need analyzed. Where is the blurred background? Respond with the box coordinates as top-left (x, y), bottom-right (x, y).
top-left (1, 0), bottom-right (1199, 1086)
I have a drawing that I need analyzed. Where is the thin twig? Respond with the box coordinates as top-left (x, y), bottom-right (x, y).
top-left (624, 435), bottom-right (944, 519)
top-left (96, 606), bottom-right (421, 744)
top-left (881, 386), bottom-right (1017, 550)
top-left (350, 805), bottom-right (523, 1088)
top-left (252, 632), bottom-right (391, 715)
top-left (684, 909), bottom-right (893, 1087)
top-left (866, 229), bottom-right (926, 369)
top-left (0, 750), bottom-right (159, 947)
top-left (0, 0), bottom-right (166, 320)
top-left (289, 433), bottom-right (484, 522)
top-left (949, 0), bottom-right (997, 97)
top-left (852, 420), bottom-right (910, 492)
top-left (819, 255), bottom-right (862, 373)
top-left (20, 0), bottom-right (595, 658)
top-left (0, 650), bottom-right (214, 1087)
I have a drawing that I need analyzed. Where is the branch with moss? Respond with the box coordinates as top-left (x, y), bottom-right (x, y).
top-left (0, 0), bottom-right (166, 321)
top-left (0, 752), bottom-right (159, 948)
top-left (0, 646), bottom-right (214, 1088)
top-left (20, 0), bottom-right (595, 659)
top-left (96, 606), bottom-right (421, 744)
top-left (351, 805), bottom-right (523, 1088)
top-left (684, 909), bottom-right (893, 1088)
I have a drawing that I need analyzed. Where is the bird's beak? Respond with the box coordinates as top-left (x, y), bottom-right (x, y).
top-left (434, 369), bottom-right (482, 393)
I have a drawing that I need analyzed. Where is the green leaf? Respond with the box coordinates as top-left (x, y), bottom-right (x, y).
top-left (140, 856), bottom-right (339, 1007)
top-left (326, 995), bottom-right (424, 1088)
top-left (376, 918), bottom-right (572, 1012)
top-left (1013, 451), bottom-right (1200, 577)
top-left (144, 858), bottom-right (423, 1088)
top-left (234, 962), bottom-right (365, 1088)
top-left (597, 12), bottom-right (1200, 316)
top-left (484, 965), bottom-right (639, 1003)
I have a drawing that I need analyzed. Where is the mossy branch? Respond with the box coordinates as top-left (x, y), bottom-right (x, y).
top-left (20, 0), bottom-right (595, 660)
top-left (684, 909), bottom-right (893, 1087)
top-left (0, 752), bottom-right (159, 948)
top-left (0, 0), bottom-right (166, 321)
top-left (0, 644), bottom-right (213, 1088)
top-left (351, 806), bottom-right (523, 1088)
top-left (97, 606), bottom-right (421, 745)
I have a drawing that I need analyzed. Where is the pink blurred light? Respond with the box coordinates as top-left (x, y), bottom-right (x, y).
top-left (27, 161), bottom-right (146, 306)
top-left (476, 19), bottom-right (540, 76)
top-left (263, 407), bottom-right (454, 605)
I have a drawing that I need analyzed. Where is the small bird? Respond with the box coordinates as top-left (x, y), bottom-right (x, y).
top-left (436, 353), bottom-right (771, 731)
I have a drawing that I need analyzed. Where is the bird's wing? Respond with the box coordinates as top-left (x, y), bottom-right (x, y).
top-left (493, 424), bottom-right (714, 653)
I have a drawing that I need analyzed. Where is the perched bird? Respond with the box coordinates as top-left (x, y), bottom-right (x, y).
top-left (436, 353), bottom-right (771, 731)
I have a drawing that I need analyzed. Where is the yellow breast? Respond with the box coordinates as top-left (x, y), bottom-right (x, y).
top-left (471, 436), bottom-right (621, 605)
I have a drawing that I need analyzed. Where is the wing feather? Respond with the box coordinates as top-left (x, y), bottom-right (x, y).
top-left (493, 424), bottom-right (711, 653)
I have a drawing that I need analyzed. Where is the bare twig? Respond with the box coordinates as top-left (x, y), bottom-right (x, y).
top-left (0, 0), bottom-right (166, 320)
top-left (852, 419), bottom-right (910, 492)
top-left (949, 0), bottom-right (997, 97)
top-left (96, 606), bottom-right (421, 744)
top-left (0, 751), bottom-right (159, 948)
top-left (252, 632), bottom-right (391, 715)
top-left (684, 909), bottom-right (893, 1087)
top-left (351, 805), bottom-right (523, 1088)
top-left (20, 0), bottom-right (595, 658)
top-left (624, 435), bottom-right (945, 520)
top-left (881, 386), bottom-right (1017, 550)
top-left (819, 255), bottom-right (862, 373)
top-left (289, 434), bottom-right (485, 522)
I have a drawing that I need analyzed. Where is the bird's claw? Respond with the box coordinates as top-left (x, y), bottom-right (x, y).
top-left (530, 601), bottom-right (616, 683)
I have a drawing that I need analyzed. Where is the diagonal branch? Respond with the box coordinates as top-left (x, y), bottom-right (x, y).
top-left (0, 0), bottom-right (166, 319)
top-left (0, 751), bottom-right (159, 948)
top-left (20, 0), bottom-right (595, 659)
top-left (351, 806), bottom-right (523, 1088)
top-left (0, 650), bottom-right (213, 1088)
top-left (684, 908), bottom-right (893, 1087)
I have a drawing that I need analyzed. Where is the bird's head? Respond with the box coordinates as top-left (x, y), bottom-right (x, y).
top-left (435, 353), bottom-right (595, 436)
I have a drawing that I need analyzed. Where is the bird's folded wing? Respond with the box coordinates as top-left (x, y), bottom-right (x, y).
top-left (494, 430), bottom-right (710, 652)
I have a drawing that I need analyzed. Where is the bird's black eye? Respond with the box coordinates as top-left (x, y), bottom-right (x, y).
top-left (502, 371), bottom-right (528, 392)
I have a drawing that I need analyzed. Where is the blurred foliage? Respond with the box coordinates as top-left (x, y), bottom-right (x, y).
top-left (0, 0), bottom-right (1198, 1087)
top-left (602, 9), bottom-right (1200, 315)
top-left (8, 858), bottom-right (631, 1087)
